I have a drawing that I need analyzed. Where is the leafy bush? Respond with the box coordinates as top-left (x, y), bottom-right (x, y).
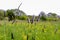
top-left (40, 16), bottom-right (47, 21)
top-left (7, 10), bottom-right (15, 21)
top-left (17, 16), bottom-right (27, 20)
top-left (0, 10), bottom-right (5, 20)
top-left (47, 17), bottom-right (59, 21)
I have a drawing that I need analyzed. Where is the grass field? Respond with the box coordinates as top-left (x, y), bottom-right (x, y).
top-left (0, 20), bottom-right (60, 40)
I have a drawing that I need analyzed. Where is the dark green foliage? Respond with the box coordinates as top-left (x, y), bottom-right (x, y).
top-left (39, 11), bottom-right (47, 21)
top-left (11, 33), bottom-right (14, 39)
top-left (32, 36), bottom-right (35, 40)
top-left (6, 9), bottom-right (28, 20)
top-left (0, 9), bottom-right (60, 21)
top-left (27, 34), bottom-right (29, 40)
top-left (40, 16), bottom-right (47, 21)
top-left (7, 10), bottom-right (15, 21)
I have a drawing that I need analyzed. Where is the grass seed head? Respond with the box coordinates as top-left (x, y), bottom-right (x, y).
top-left (37, 15), bottom-right (40, 22)
top-left (30, 19), bottom-right (34, 24)
top-left (27, 18), bottom-right (30, 23)
top-left (32, 36), bottom-right (35, 40)
top-left (12, 20), bottom-right (15, 24)
top-left (54, 27), bottom-right (58, 34)
top-left (11, 33), bottom-right (14, 39)
top-left (44, 25), bottom-right (46, 29)
top-left (42, 28), bottom-right (44, 32)
top-left (27, 34), bottom-right (29, 40)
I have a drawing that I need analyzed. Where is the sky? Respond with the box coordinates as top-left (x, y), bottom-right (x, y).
top-left (0, 0), bottom-right (60, 16)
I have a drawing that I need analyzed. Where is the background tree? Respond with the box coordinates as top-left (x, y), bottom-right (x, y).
top-left (39, 11), bottom-right (47, 21)
top-left (47, 12), bottom-right (58, 21)
top-left (7, 10), bottom-right (15, 21)
top-left (0, 10), bottom-right (5, 20)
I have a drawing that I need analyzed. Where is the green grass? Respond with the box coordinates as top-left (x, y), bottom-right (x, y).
top-left (0, 20), bottom-right (60, 40)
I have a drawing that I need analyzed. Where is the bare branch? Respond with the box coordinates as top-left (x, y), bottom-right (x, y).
top-left (18, 3), bottom-right (22, 9)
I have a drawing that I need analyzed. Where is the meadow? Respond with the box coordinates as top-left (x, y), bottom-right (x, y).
top-left (0, 20), bottom-right (60, 40)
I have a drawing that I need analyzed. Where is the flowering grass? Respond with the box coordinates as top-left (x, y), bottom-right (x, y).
top-left (0, 20), bottom-right (60, 40)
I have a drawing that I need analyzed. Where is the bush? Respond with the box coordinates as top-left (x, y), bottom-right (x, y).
top-left (47, 17), bottom-right (59, 21)
top-left (40, 16), bottom-right (47, 21)
top-left (0, 10), bottom-right (4, 20)
top-left (7, 10), bottom-right (15, 21)
top-left (16, 15), bottom-right (27, 20)
top-left (0, 16), bottom-right (4, 20)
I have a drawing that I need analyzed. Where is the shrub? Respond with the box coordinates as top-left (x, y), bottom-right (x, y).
top-left (16, 15), bottom-right (27, 20)
top-left (7, 10), bottom-right (15, 21)
top-left (40, 16), bottom-right (47, 21)
top-left (0, 10), bottom-right (4, 20)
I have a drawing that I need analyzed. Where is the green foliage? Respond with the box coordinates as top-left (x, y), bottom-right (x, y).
top-left (6, 9), bottom-right (27, 20)
top-left (17, 15), bottom-right (27, 20)
top-left (40, 16), bottom-right (47, 21)
top-left (0, 10), bottom-right (5, 20)
top-left (47, 13), bottom-right (58, 21)
top-left (7, 10), bottom-right (15, 21)
top-left (51, 13), bottom-right (57, 17)
top-left (0, 21), bottom-right (60, 40)
top-left (0, 9), bottom-right (60, 21)
top-left (39, 11), bottom-right (47, 21)
top-left (47, 17), bottom-right (59, 21)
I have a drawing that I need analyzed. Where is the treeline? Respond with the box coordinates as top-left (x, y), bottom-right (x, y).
top-left (0, 9), bottom-right (60, 21)
top-left (28, 11), bottom-right (60, 21)
top-left (0, 9), bottom-right (27, 20)
top-left (37, 11), bottom-right (60, 21)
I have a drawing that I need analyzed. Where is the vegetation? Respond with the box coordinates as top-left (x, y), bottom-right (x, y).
top-left (0, 9), bottom-right (60, 21)
top-left (0, 10), bottom-right (5, 20)
top-left (17, 16), bottom-right (27, 20)
top-left (7, 10), bottom-right (15, 21)
top-left (0, 9), bottom-right (60, 40)
top-left (0, 20), bottom-right (60, 40)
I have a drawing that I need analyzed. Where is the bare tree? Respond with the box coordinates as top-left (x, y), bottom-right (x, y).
top-left (37, 15), bottom-right (40, 22)
top-left (14, 3), bottom-right (22, 16)
top-left (18, 3), bottom-right (22, 10)
top-left (27, 17), bottom-right (30, 23)
top-left (12, 3), bottom-right (22, 24)
top-left (30, 15), bottom-right (35, 24)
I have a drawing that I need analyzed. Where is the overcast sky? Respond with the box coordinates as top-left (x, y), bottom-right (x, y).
top-left (0, 0), bottom-right (60, 16)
